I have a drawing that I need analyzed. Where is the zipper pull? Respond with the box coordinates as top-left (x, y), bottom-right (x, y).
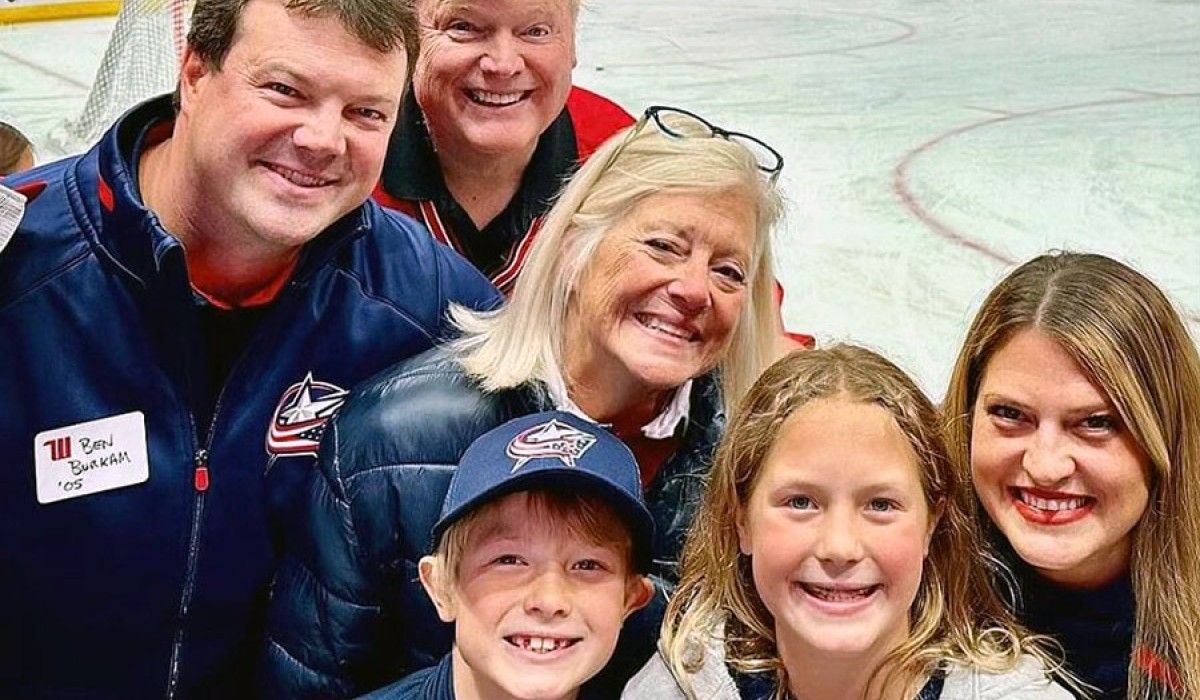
top-left (193, 449), bottom-right (210, 492)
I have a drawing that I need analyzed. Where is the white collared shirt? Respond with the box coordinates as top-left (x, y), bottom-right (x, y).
top-left (542, 371), bottom-right (692, 440)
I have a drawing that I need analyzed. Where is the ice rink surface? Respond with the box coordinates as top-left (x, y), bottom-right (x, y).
top-left (2, 0), bottom-right (1198, 395)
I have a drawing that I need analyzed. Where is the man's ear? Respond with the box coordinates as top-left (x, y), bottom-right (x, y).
top-left (622, 575), bottom-right (655, 619)
top-left (177, 45), bottom-right (211, 116)
top-left (418, 555), bottom-right (457, 623)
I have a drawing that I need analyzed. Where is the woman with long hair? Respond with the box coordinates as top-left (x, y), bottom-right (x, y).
top-left (942, 251), bottom-right (1200, 699)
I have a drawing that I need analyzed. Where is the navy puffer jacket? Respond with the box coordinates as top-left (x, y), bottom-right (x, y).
top-left (264, 346), bottom-right (724, 698)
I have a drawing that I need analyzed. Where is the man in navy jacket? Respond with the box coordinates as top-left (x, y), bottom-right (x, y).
top-left (0, 0), bottom-right (499, 695)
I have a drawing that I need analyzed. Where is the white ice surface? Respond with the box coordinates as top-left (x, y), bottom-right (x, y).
top-left (2, 0), bottom-right (1198, 395)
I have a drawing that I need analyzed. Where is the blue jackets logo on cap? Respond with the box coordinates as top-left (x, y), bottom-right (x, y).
top-left (507, 418), bottom-right (597, 471)
top-left (266, 372), bottom-right (349, 460)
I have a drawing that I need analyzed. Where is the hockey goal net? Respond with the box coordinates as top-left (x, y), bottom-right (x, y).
top-left (59, 0), bottom-right (191, 151)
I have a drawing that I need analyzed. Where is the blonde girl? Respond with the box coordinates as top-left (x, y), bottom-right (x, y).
top-left (626, 345), bottom-right (1068, 700)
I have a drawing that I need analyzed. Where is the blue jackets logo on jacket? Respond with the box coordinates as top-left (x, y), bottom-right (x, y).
top-left (266, 372), bottom-right (349, 460)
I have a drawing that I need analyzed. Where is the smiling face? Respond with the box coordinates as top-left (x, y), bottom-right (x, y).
top-left (414, 0), bottom-right (576, 161)
top-left (175, 0), bottom-right (407, 252)
top-left (737, 396), bottom-right (933, 665)
top-left (563, 188), bottom-right (757, 396)
top-left (971, 328), bottom-right (1151, 587)
top-left (421, 492), bottom-right (652, 700)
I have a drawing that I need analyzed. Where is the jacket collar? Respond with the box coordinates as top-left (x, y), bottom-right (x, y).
top-left (417, 653), bottom-right (456, 700)
top-left (77, 95), bottom-right (370, 290)
top-left (543, 369), bottom-right (693, 440)
top-left (677, 371), bottom-right (725, 457)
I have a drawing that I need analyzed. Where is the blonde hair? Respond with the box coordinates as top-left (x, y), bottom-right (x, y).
top-left (661, 345), bottom-right (1054, 698)
top-left (432, 488), bottom-right (636, 583)
top-left (942, 251), bottom-right (1200, 699)
top-left (448, 113), bottom-right (785, 415)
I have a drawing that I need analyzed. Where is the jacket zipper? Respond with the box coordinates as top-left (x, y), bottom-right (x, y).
top-left (162, 329), bottom-right (261, 696)
top-left (166, 363), bottom-right (247, 697)
top-left (158, 228), bottom-right (355, 697)
top-left (165, 444), bottom-right (209, 699)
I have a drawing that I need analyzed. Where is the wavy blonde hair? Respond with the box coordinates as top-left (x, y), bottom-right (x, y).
top-left (661, 345), bottom-right (1055, 698)
top-left (448, 112), bottom-right (785, 414)
top-left (942, 251), bottom-right (1200, 700)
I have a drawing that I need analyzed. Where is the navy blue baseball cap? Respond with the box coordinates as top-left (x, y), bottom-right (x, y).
top-left (432, 411), bottom-right (655, 572)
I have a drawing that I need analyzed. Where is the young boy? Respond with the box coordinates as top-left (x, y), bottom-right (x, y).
top-left (357, 411), bottom-right (656, 700)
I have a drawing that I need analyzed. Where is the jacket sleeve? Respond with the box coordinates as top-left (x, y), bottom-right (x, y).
top-left (262, 414), bottom-right (385, 699)
top-left (262, 355), bottom-right (502, 698)
top-left (939, 655), bottom-right (1077, 700)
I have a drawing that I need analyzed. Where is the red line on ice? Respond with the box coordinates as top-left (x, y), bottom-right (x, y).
top-left (893, 92), bottom-right (1200, 324)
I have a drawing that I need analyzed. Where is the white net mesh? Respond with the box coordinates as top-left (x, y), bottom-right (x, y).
top-left (58, 0), bottom-right (190, 151)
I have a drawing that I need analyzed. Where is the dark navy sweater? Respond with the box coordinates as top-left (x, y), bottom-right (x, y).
top-left (1010, 558), bottom-right (1133, 699)
top-left (354, 653), bottom-right (623, 700)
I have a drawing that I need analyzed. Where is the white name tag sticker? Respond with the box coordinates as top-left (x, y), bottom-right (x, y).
top-left (34, 411), bottom-right (150, 504)
top-left (0, 182), bottom-right (26, 255)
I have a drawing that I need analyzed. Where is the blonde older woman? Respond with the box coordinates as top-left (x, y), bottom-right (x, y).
top-left (265, 106), bottom-right (785, 698)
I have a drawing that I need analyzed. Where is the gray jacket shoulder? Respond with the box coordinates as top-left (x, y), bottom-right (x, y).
top-left (622, 646), bottom-right (739, 700)
top-left (623, 648), bottom-right (1071, 700)
top-left (941, 655), bottom-right (1073, 699)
